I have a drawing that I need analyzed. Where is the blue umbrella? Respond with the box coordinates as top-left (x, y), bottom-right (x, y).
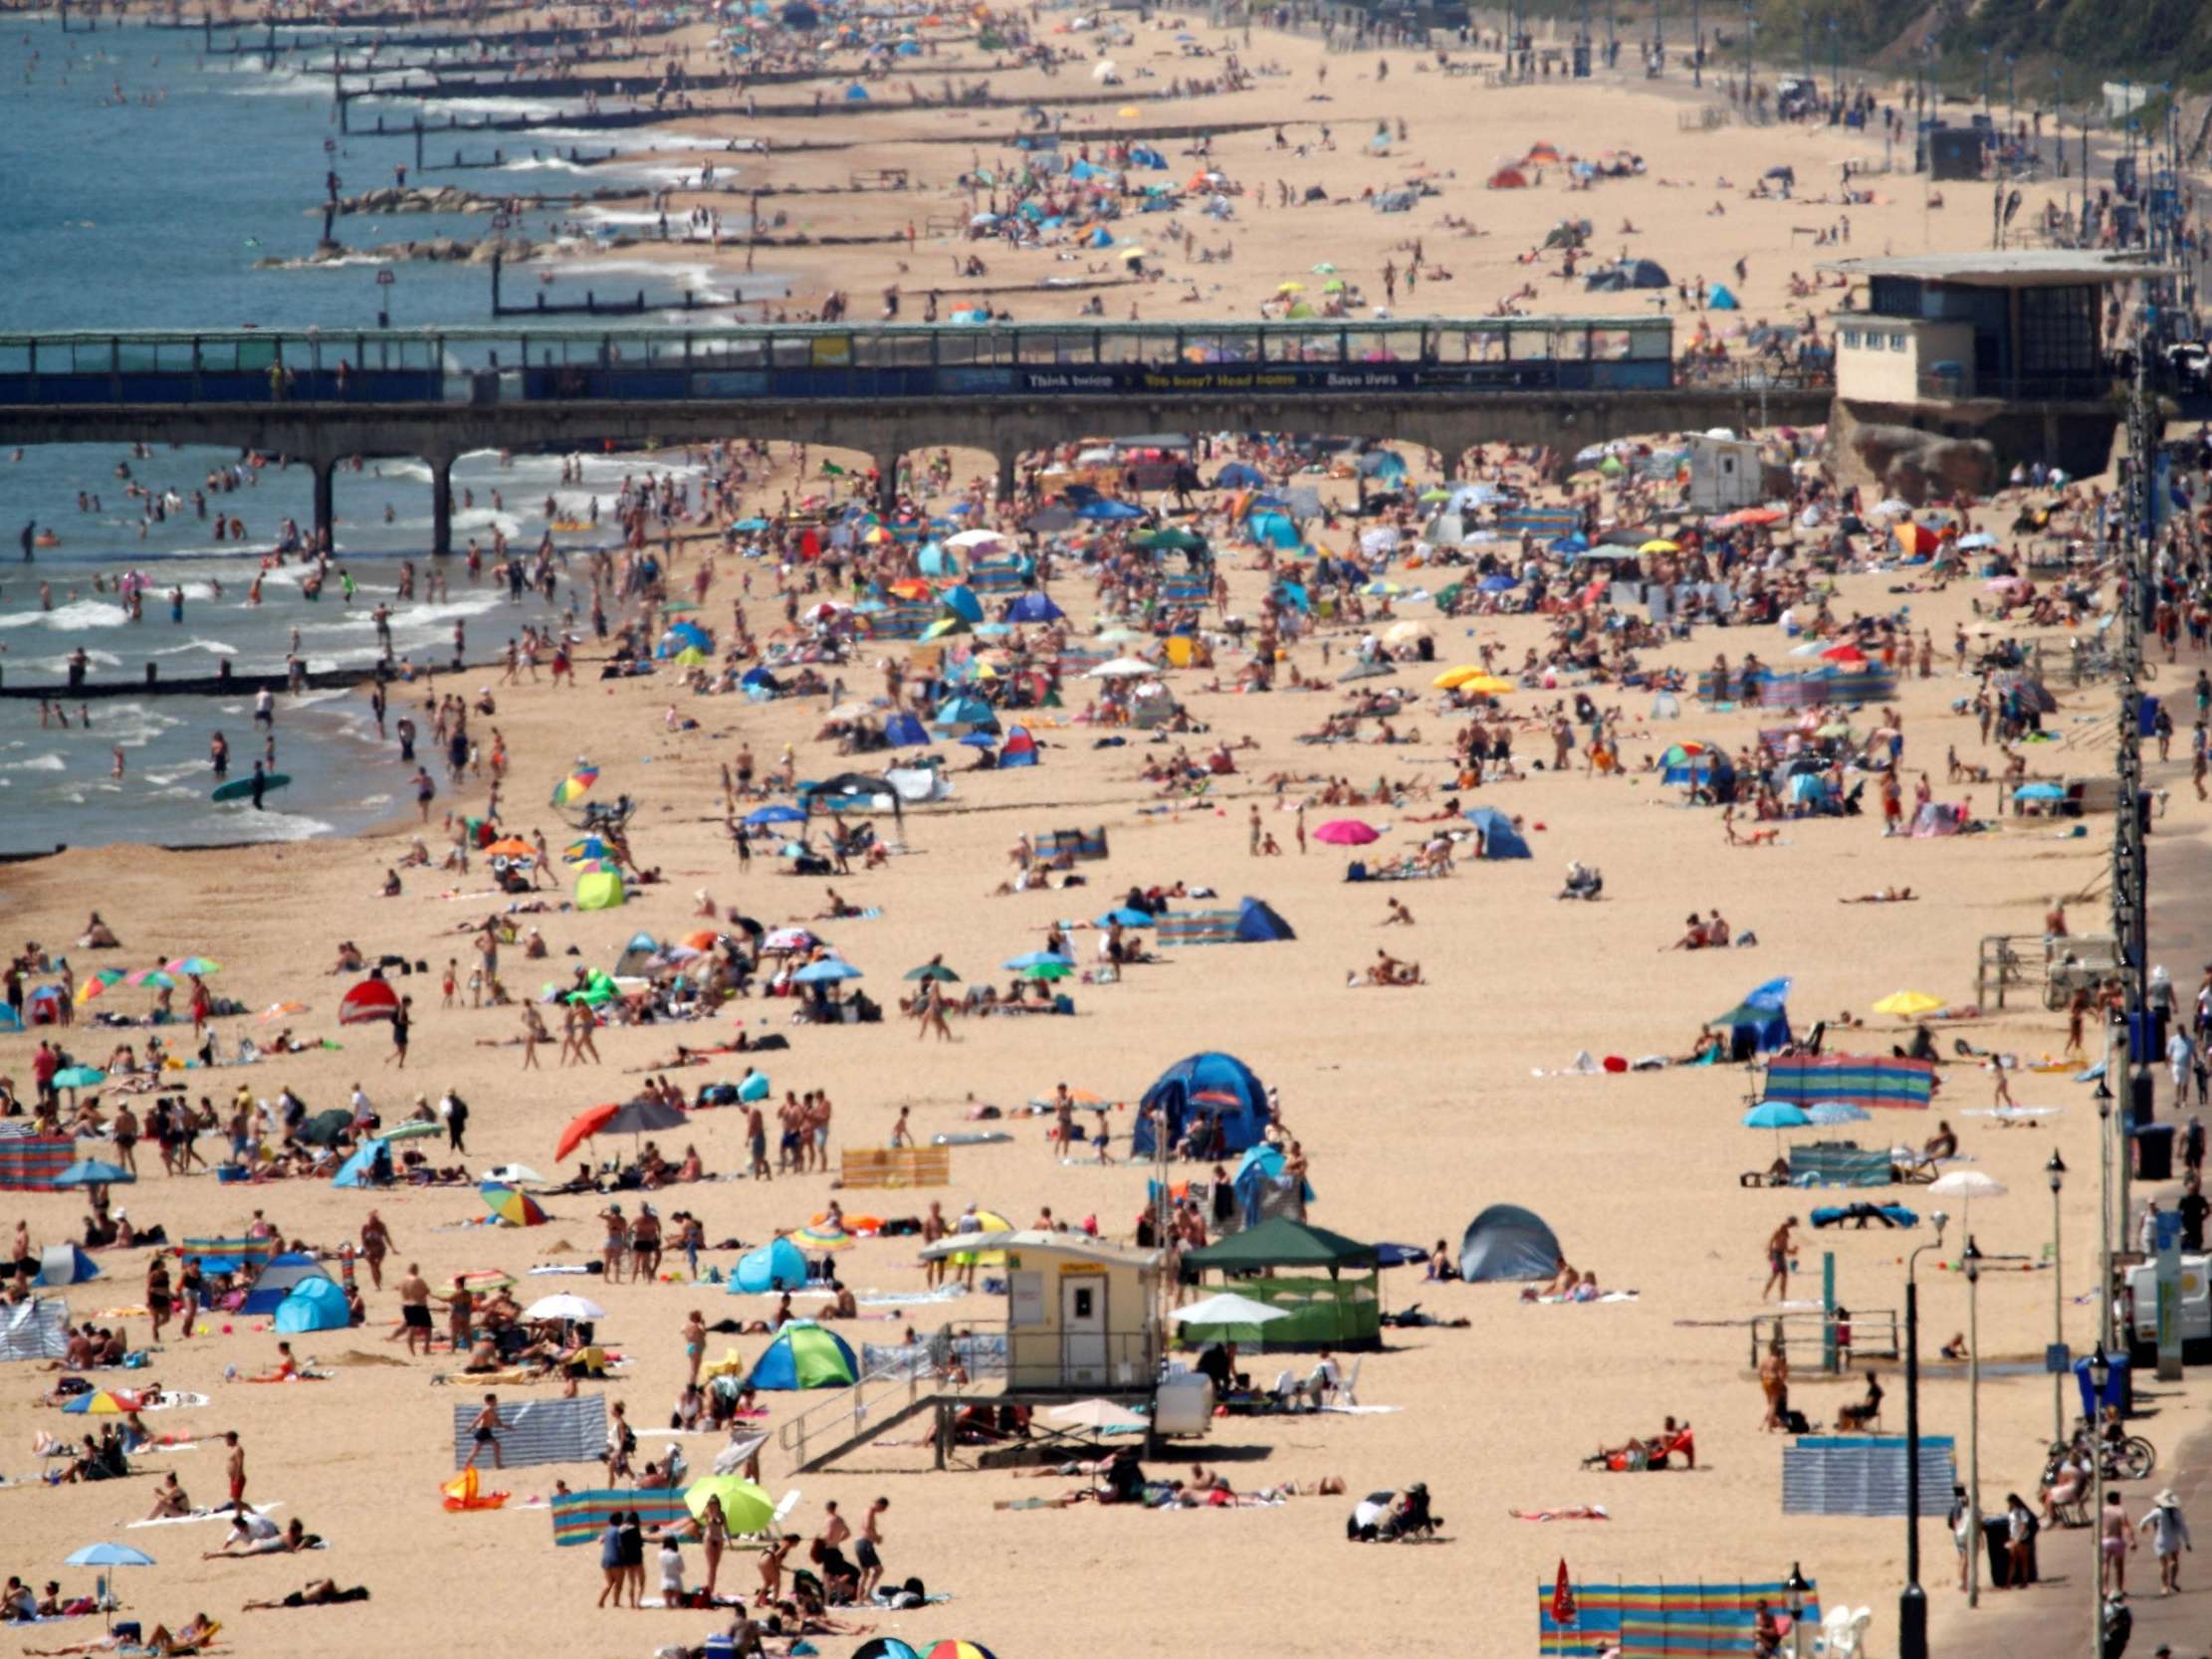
top-left (1478, 574), bottom-right (1517, 592)
top-left (1742, 976), bottom-right (1794, 1012)
top-left (1002, 950), bottom-right (1075, 971)
top-left (52, 1158), bottom-right (134, 1187)
top-left (1743, 1102), bottom-right (1811, 1130)
top-left (2014, 782), bottom-right (2066, 800)
top-left (745, 804), bottom-right (808, 826)
top-left (1076, 500), bottom-right (1145, 521)
top-left (791, 959), bottom-right (863, 983)
top-left (1806, 1101), bottom-right (1872, 1126)
top-left (1095, 907), bottom-right (1153, 928)
top-left (66, 1545), bottom-right (154, 1568)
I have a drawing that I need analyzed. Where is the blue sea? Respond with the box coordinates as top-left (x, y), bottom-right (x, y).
top-left (0, 16), bottom-right (734, 847)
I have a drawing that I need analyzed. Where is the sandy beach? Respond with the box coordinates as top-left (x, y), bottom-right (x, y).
top-left (0, 7), bottom-right (2199, 1659)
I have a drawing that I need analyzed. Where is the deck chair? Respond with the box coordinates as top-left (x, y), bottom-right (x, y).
top-left (1814, 1607), bottom-right (1872, 1659)
top-left (1322, 1355), bottom-right (1361, 1407)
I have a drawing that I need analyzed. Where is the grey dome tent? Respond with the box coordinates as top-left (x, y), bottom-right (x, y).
top-left (1459, 1204), bottom-right (1563, 1281)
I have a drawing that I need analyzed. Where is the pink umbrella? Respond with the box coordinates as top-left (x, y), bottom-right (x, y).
top-left (1313, 819), bottom-right (1380, 846)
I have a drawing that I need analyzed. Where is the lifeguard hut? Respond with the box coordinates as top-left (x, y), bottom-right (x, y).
top-left (774, 1230), bottom-right (1210, 1472)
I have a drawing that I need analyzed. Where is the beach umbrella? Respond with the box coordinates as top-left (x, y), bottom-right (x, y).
top-left (52, 1066), bottom-right (108, 1095)
top-left (1030, 1088), bottom-right (1104, 1108)
top-left (337, 977), bottom-right (402, 1025)
top-left (1042, 1397), bottom-right (1149, 1433)
top-left (1313, 819), bottom-right (1380, 846)
top-left (523, 1293), bottom-right (605, 1323)
top-left (482, 1184), bottom-right (549, 1227)
top-left (853, 1641), bottom-right (924, 1659)
top-left (63, 1544), bottom-right (152, 1630)
top-left (453, 1269), bottom-right (516, 1294)
top-left (904, 963), bottom-right (962, 982)
top-left (1174, 1292), bottom-right (1289, 1327)
top-left (745, 803), bottom-right (809, 827)
top-left (1002, 951), bottom-right (1075, 972)
top-left (791, 958), bottom-right (863, 984)
top-left (1087, 657), bottom-right (1157, 678)
top-left (1016, 960), bottom-right (1074, 981)
top-left (378, 1119), bottom-right (446, 1143)
top-left (126, 968), bottom-right (176, 989)
top-left (296, 1109), bottom-right (351, 1147)
top-left (257, 1000), bottom-right (307, 1023)
top-left (1928, 1167), bottom-right (2007, 1229)
top-left (553, 1102), bottom-right (621, 1162)
top-left (791, 1222), bottom-right (856, 1252)
top-left (164, 957), bottom-right (221, 975)
top-left (1806, 1102), bottom-right (1872, 1126)
top-left (62, 1389), bottom-right (143, 1415)
top-left (1743, 1100), bottom-right (1810, 1162)
top-left (684, 1475), bottom-right (774, 1534)
top-left (922, 1642), bottom-right (998, 1659)
top-left (1872, 990), bottom-right (1946, 1018)
top-left (551, 765), bottom-right (600, 807)
top-left (1638, 538), bottom-right (1679, 554)
top-left (75, 970), bottom-right (125, 1006)
top-left (1095, 908), bottom-right (1153, 929)
top-left (2014, 782), bottom-right (2066, 801)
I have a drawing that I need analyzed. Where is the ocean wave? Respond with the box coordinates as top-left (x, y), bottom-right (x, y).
top-left (0, 600), bottom-right (129, 631)
top-left (2, 753), bottom-right (67, 773)
top-left (175, 807), bottom-right (335, 844)
top-left (150, 637), bottom-right (241, 658)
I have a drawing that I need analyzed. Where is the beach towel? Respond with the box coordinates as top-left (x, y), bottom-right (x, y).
top-left (1783, 1435), bottom-right (1954, 1517)
top-left (0, 1298), bottom-right (70, 1362)
top-left (1509, 1506), bottom-right (1611, 1521)
top-left (550, 1487), bottom-right (691, 1547)
top-left (451, 1393), bottom-right (606, 1470)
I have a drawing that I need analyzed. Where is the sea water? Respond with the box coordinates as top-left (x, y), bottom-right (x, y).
top-left (0, 17), bottom-right (717, 848)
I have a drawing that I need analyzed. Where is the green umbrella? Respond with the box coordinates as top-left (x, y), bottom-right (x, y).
top-left (1018, 961), bottom-right (1074, 981)
top-left (904, 963), bottom-right (963, 982)
top-left (52, 1066), bottom-right (107, 1092)
top-left (379, 1119), bottom-right (445, 1143)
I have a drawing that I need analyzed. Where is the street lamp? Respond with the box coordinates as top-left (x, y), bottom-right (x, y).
top-left (2089, 1342), bottom-right (2112, 1649)
top-left (1784, 1561), bottom-right (1813, 1659)
top-left (1899, 1207), bottom-right (1949, 1659)
top-left (1963, 1235), bottom-right (1984, 1607)
top-left (2097, 1071), bottom-right (2115, 1352)
top-left (2049, 1149), bottom-right (2069, 1443)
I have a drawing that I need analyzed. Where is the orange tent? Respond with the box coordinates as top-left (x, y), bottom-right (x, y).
top-left (1891, 522), bottom-right (1940, 556)
top-left (1488, 166), bottom-right (1530, 190)
top-left (1525, 142), bottom-right (1561, 164)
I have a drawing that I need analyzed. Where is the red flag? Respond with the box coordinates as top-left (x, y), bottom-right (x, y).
top-left (1552, 1558), bottom-right (1577, 1626)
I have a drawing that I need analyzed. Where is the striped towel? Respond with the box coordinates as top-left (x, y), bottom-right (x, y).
top-left (451, 1393), bottom-right (606, 1471)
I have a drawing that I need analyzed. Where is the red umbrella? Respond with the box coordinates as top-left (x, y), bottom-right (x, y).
top-left (1819, 643), bottom-right (1869, 665)
top-left (336, 977), bottom-right (401, 1025)
top-left (554, 1102), bottom-right (620, 1163)
top-left (1313, 819), bottom-right (1380, 846)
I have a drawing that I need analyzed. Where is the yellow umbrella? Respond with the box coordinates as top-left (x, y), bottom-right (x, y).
top-left (1639, 538), bottom-right (1680, 554)
top-left (1277, 280), bottom-right (1305, 293)
top-left (1452, 673), bottom-right (1515, 696)
top-left (1432, 665), bottom-right (1483, 689)
top-left (1117, 104), bottom-right (1141, 117)
top-left (1118, 247), bottom-right (1149, 262)
top-left (953, 1208), bottom-right (1014, 1268)
top-left (1872, 990), bottom-right (1947, 1018)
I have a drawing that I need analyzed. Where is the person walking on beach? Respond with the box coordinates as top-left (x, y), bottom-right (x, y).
top-left (397, 1262), bottom-right (433, 1355)
top-left (2102, 1489), bottom-right (2138, 1593)
top-left (1761, 1217), bottom-right (1798, 1300)
top-left (465, 1394), bottom-right (504, 1471)
top-left (359, 1210), bottom-right (392, 1290)
top-left (855, 1497), bottom-right (888, 1598)
top-left (385, 995), bottom-right (411, 1069)
top-left (2140, 1488), bottom-right (2192, 1594)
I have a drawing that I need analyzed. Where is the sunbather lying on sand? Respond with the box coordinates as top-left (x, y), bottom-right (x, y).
top-left (240, 1578), bottom-right (368, 1611)
top-left (24, 1612), bottom-right (217, 1656)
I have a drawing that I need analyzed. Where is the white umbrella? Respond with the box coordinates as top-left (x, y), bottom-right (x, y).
top-left (1091, 58), bottom-right (1118, 80)
top-left (945, 528), bottom-right (1005, 549)
top-left (480, 1162), bottom-right (550, 1186)
top-left (1927, 1168), bottom-right (2007, 1231)
top-left (525, 1293), bottom-right (607, 1323)
top-left (1045, 1397), bottom-right (1148, 1430)
top-left (1174, 1291), bottom-right (1289, 1327)
top-left (1088, 657), bottom-right (1158, 678)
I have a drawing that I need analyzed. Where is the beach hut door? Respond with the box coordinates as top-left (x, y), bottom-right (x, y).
top-left (1061, 1277), bottom-right (1108, 1383)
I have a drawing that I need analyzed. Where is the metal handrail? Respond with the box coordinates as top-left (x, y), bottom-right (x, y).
top-left (772, 1323), bottom-right (997, 1470)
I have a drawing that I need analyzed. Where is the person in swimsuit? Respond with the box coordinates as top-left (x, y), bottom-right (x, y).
top-left (2101, 1489), bottom-right (2137, 1593)
top-left (1761, 1217), bottom-right (1798, 1301)
top-left (465, 1393), bottom-right (504, 1470)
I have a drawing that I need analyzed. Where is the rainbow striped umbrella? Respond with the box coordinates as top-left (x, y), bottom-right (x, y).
top-left (923, 1642), bottom-right (999, 1659)
top-left (551, 766), bottom-right (600, 808)
top-left (165, 956), bottom-right (221, 975)
top-left (61, 1389), bottom-right (141, 1415)
top-left (454, 1268), bottom-right (517, 1294)
top-left (126, 967), bottom-right (176, 989)
top-left (481, 1184), bottom-right (548, 1227)
top-left (76, 971), bottom-right (126, 1005)
top-left (791, 1222), bottom-right (856, 1252)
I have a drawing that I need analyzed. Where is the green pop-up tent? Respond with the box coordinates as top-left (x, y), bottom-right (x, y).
top-left (574, 870), bottom-right (625, 911)
top-left (1184, 1217), bottom-right (1381, 1348)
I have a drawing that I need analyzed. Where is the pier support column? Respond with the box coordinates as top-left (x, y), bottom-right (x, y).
top-left (874, 451), bottom-right (902, 518)
top-left (431, 457), bottom-right (454, 555)
top-left (996, 451), bottom-right (1018, 505)
top-left (312, 459), bottom-right (336, 553)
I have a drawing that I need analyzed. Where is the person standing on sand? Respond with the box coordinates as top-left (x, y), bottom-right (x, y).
top-left (359, 1210), bottom-right (392, 1291)
top-left (224, 1431), bottom-right (246, 1506)
top-left (2102, 1489), bottom-right (2138, 1594)
top-left (1761, 1217), bottom-right (1797, 1300)
top-left (1758, 1341), bottom-right (1789, 1433)
top-left (385, 995), bottom-right (411, 1070)
top-left (855, 1498), bottom-right (888, 1599)
top-left (396, 1262), bottom-right (433, 1355)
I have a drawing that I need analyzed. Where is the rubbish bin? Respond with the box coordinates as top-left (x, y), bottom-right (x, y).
top-left (2134, 1123), bottom-right (2176, 1182)
top-left (2127, 1010), bottom-right (2170, 1066)
top-left (2075, 1351), bottom-right (2133, 1420)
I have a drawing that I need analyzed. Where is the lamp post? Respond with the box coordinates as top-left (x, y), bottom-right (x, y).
top-left (1828, 18), bottom-right (1839, 116)
top-left (2097, 1069), bottom-right (2115, 1353)
top-left (1784, 1561), bottom-right (1813, 1659)
top-left (1740, 0), bottom-right (1752, 98)
top-left (2090, 1343), bottom-right (2111, 1647)
top-left (1963, 1235), bottom-right (1984, 1608)
top-left (1899, 1208), bottom-right (1949, 1659)
top-left (2049, 1148), bottom-right (2069, 1444)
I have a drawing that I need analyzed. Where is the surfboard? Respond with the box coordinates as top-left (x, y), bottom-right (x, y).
top-left (211, 772), bottom-right (291, 802)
